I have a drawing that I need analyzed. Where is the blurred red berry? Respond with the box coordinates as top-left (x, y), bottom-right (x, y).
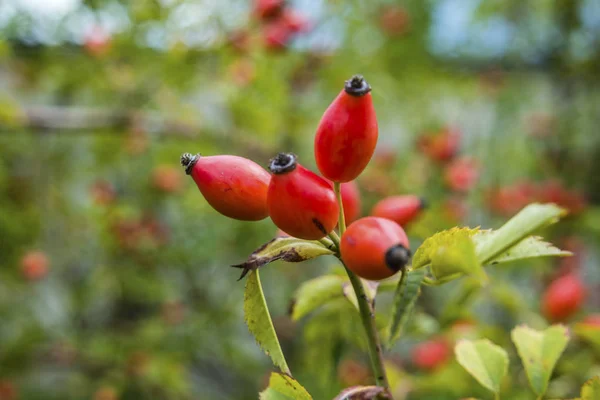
top-left (371, 195), bottom-right (426, 226)
top-left (340, 181), bottom-right (362, 224)
top-left (412, 339), bottom-right (451, 371)
top-left (444, 157), bottom-right (480, 192)
top-left (281, 9), bottom-right (311, 33)
top-left (417, 127), bottom-right (460, 163)
top-left (84, 26), bottom-right (111, 57)
top-left (254, 0), bottom-right (284, 20)
top-left (263, 20), bottom-right (293, 51)
top-left (20, 250), bottom-right (49, 281)
top-left (90, 180), bottom-right (116, 206)
top-left (582, 314), bottom-right (600, 328)
top-left (379, 6), bottom-right (410, 37)
top-left (0, 380), bottom-right (16, 400)
top-left (152, 165), bottom-right (183, 193)
top-left (542, 274), bottom-right (586, 322)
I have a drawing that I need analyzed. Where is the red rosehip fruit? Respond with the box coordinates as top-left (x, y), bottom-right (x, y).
top-left (582, 314), bottom-right (600, 328)
top-left (267, 153), bottom-right (339, 240)
top-left (84, 26), bottom-right (111, 57)
top-left (444, 157), bottom-right (480, 192)
top-left (542, 274), bottom-right (586, 321)
top-left (371, 195), bottom-right (426, 226)
top-left (21, 250), bottom-right (49, 281)
top-left (314, 75), bottom-right (378, 182)
top-left (281, 9), bottom-right (311, 33)
top-left (412, 339), bottom-right (451, 371)
top-left (379, 6), bottom-right (410, 37)
top-left (341, 216), bottom-right (410, 281)
top-left (417, 127), bottom-right (460, 162)
top-left (341, 181), bottom-right (362, 224)
top-left (254, 0), bottom-right (284, 20)
top-left (152, 165), bottom-right (183, 193)
top-left (263, 20), bottom-right (293, 51)
top-left (180, 153), bottom-right (270, 221)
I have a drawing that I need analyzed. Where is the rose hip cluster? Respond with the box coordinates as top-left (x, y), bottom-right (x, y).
top-left (181, 75), bottom-right (427, 281)
top-left (254, 0), bottom-right (310, 51)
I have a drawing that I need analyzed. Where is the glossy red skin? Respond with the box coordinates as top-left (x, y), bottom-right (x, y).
top-left (444, 157), bottom-right (480, 192)
top-left (267, 163), bottom-right (339, 240)
top-left (542, 274), bottom-right (586, 321)
top-left (254, 0), bottom-right (284, 20)
top-left (412, 339), bottom-right (451, 371)
top-left (341, 181), bottom-right (362, 224)
top-left (190, 155), bottom-right (270, 221)
top-left (315, 90), bottom-right (378, 182)
top-left (341, 217), bottom-right (409, 281)
top-left (371, 195), bottom-right (423, 226)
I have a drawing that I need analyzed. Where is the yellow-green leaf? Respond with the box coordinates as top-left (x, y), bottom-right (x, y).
top-left (472, 234), bottom-right (572, 265)
top-left (244, 270), bottom-right (290, 375)
top-left (291, 275), bottom-right (346, 321)
top-left (233, 237), bottom-right (335, 279)
top-left (259, 372), bottom-right (312, 400)
top-left (573, 323), bottom-right (600, 355)
top-left (455, 339), bottom-right (509, 394)
top-left (412, 227), bottom-right (478, 270)
top-left (430, 233), bottom-right (486, 284)
top-left (581, 376), bottom-right (600, 400)
top-left (386, 269), bottom-right (425, 348)
top-left (511, 324), bottom-right (570, 397)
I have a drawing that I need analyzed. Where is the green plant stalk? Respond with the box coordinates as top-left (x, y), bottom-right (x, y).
top-left (333, 182), bottom-right (391, 393)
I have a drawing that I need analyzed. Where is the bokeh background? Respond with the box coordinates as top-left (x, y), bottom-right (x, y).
top-left (1, 0), bottom-right (599, 399)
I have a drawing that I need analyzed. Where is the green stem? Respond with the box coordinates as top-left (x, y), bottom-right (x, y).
top-left (333, 182), bottom-right (391, 394)
top-left (328, 231), bottom-right (341, 250)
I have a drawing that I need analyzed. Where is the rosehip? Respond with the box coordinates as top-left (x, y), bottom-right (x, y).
top-left (542, 274), bottom-right (586, 321)
top-left (84, 26), bottom-right (111, 57)
top-left (281, 9), bottom-right (311, 33)
top-left (412, 339), bottom-right (451, 371)
top-left (21, 250), bottom-right (49, 281)
top-left (379, 6), bottom-right (410, 37)
top-left (582, 314), bottom-right (600, 328)
top-left (341, 216), bottom-right (410, 281)
top-left (314, 75), bottom-right (378, 182)
top-left (444, 157), bottom-right (480, 192)
top-left (254, 0), bottom-right (284, 20)
top-left (263, 20), bottom-right (293, 51)
top-left (180, 153), bottom-right (270, 221)
top-left (0, 380), bottom-right (16, 400)
top-left (417, 127), bottom-right (460, 162)
top-left (371, 195), bottom-right (426, 226)
top-left (152, 165), bottom-right (183, 193)
top-left (267, 153), bottom-right (339, 240)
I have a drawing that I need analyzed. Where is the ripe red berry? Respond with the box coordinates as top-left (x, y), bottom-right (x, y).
top-left (180, 153), bottom-right (270, 221)
top-left (417, 127), bottom-right (460, 162)
top-left (371, 195), bottom-right (426, 226)
top-left (314, 75), bottom-right (378, 182)
top-left (267, 153), bottom-right (339, 240)
top-left (340, 181), bottom-right (362, 224)
top-left (152, 165), bottom-right (183, 193)
top-left (84, 26), bottom-right (111, 57)
top-left (254, 0), bottom-right (284, 20)
top-left (379, 6), bottom-right (410, 37)
top-left (263, 20), bottom-right (293, 51)
top-left (21, 250), bottom-right (49, 281)
top-left (444, 157), bottom-right (480, 192)
top-left (582, 314), bottom-right (600, 328)
top-left (412, 339), bottom-right (451, 371)
top-left (341, 216), bottom-right (410, 281)
top-left (281, 9), bottom-right (311, 33)
top-left (542, 274), bottom-right (586, 322)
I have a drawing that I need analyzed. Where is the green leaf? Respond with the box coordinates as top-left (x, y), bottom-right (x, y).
top-left (581, 376), bottom-right (600, 400)
top-left (244, 270), bottom-right (290, 375)
top-left (573, 323), bottom-right (600, 354)
top-left (232, 237), bottom-right (335, 279)
top-left (474, 203), bottom-right (566, 264)
top-left (386, 269), bottom-right (426, 348)
top-left (259, 372), bottom-right (312, 400)
top-left (291, 275), bottom-right (346, 321)
top-left (333, 386), bottom-right (389, 400)
top-left (511, 324), bottom-right (570, 397)
top-left (412, 227), bottom-right (478, 270)
top-left (472, 234), bottom-right (572, 265)
top-left (455, 339), bottom-right (509, 394)
top-left (430, 233), bottom-right (486, 284)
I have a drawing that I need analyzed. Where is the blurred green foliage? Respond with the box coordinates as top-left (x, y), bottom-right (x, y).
top-left (0, 0), bottom-right (599, 399)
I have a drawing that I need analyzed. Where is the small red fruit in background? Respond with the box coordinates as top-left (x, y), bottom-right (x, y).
top-left (444, 157), bottom-right (480, 192)
top-left (281, 9), bottom-right (311, 33)
top-left (340, 181), bottom-right (362, 224)
top-left (0, 380), bottom-right (16, 400)
top-left (93, 387), bottom-right (118, 400)
top-left (21, 250), bottom-right (49, 281)
top-left (90, 180), bottom-right (116, 206)
top-left (581, 314), bottom-right (600, 328)
top-left (542, 274), bottom-right (585, 322)
top-left (337, 359), bottom-right (371, 387)
top-left (412, 339), bottom-right (451, 371)
top-left (263, 20), bottom-right (293, 51)
top-left (254, 0), bottom-right (284, 20)
top-left (379, 6), bottom-right (410, 37)
top-left (180, 153), bottom-right (270, 221)
top-left (341, 216), bottom-right (410, 281)
top-left (417, 127), bottom-right (460, 163)
top-left (84, 26), bottom-right (111, 57)
top-left (443, 196), bottom-right (467, 221)
top-left (152, 165), bottom-right (183, 193)
top-left (267, 153), bottom-right (339, 240)
top-left (314, 75), bottom-right (378, 183)
top-left (371, 195), bottom-right (426, 226)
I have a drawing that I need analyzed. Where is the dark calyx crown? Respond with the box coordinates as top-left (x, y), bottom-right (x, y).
top-left (269, 153), bottom-right (298, 174)
top-left (385, 244), bottom-right (411, 272)
top-left (344, 75), bottom-right (372, 96)
top-left (180, 153), bottom-right (201, 175)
